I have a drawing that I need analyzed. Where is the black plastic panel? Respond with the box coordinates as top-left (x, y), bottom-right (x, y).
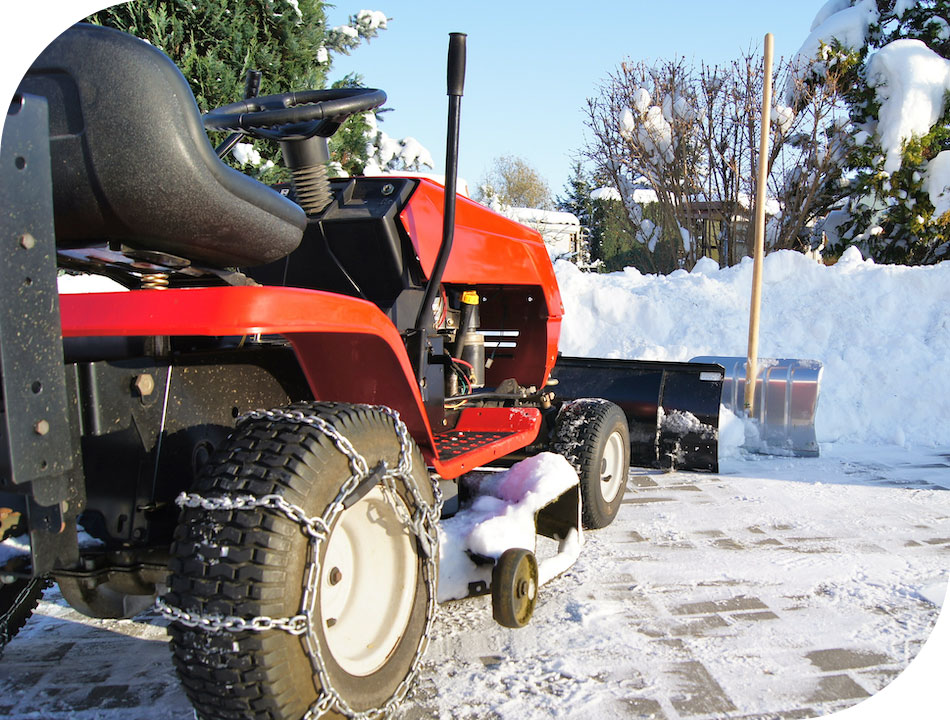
top-left (75, 350), bottom-right (309, 547)
top-left (551, 356), bottom-right (724, 473)
top-left (0, 94), bottom-right (76, 495)
top-left (248, 177), bottom-right (421, 325)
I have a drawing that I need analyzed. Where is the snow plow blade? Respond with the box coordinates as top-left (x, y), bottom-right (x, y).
top-left (550, 356), bottom-right (724, 473)
top-left (691, 356), bottom-right (822, 457)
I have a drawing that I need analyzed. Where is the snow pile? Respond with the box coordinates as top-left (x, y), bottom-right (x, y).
top-left (438, 453), bottom-right (581, 602)
top-left (504, 208), bottom-right (582, 260)
top-left (771, 103), bottom-right (795, 135)
top-left (505, 208), bottom-right (580, 227)
top-left (353, 9), bottom-right (387, 33)
top-left (591, 186), bottom-right (622, 202)
top-left (620, 103), bottom-right (675, 164)
top-left (555, 249), bottom-right (950, 447)
top-left (231, 142), bottom-right (276, 172)
top-left (865, 39), bottom-right (950, 174)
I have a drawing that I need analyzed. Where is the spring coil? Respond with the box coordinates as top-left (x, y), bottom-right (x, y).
top-left (141, 272), bottom-right (169, 290)
top-left (291, 163), bottom-right (333, 216)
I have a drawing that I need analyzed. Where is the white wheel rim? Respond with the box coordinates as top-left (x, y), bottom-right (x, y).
top-left (599, 430), bottom-right (626, 503)
top-left (319, 486), bottom-right (417, 677)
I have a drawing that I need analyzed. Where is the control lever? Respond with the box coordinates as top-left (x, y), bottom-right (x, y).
top-left (215, 69), bottom-right (263, 158)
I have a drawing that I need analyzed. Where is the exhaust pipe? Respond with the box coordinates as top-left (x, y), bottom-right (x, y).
top-left (414, 32), bottom-right (467, 382)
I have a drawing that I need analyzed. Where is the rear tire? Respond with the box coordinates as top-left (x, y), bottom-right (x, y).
top-left (553, 399), bottom-right (630, 529)
top-left (166, 402), bottom-right (436, 720)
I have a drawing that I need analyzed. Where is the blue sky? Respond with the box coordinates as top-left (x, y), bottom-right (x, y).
top-left (6, 1), bottom-right (824, 196)
top-left (326, 1), bottom-right (827, 196)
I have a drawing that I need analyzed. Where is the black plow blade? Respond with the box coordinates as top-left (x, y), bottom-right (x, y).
top-left (550, 356), bottom-right (724, 473)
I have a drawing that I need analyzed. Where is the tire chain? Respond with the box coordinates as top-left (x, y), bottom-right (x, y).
top-left (0, 576), bottom-right (50, 652)
top-left (156, 403), bottom-right (443, 720)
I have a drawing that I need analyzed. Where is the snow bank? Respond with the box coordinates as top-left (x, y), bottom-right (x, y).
top-left (555, 250), bottom-right (950, 447)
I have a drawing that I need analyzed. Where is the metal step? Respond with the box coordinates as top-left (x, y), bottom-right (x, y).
top-left (431, 407), bottom-right (542, 476)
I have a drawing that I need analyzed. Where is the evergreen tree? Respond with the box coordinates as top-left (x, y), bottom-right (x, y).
top-left (556, 161), bottom-right (596, 227)
top-left (796, 0), bottom-right (950, 264)
top-left (327, 73), bottom-right (376, 176)
top-left (86, 1), bottom-right (391, 179)
top-left (86, 1), bottom-right (331, 113)
top-left (555, 161), bottom-right (597, 266)
top-left (556, 162), bottom-right (648, 272)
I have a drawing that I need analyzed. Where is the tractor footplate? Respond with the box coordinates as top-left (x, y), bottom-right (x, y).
top-left (434, 431), bottom-right (516, 460)
top-left (430, 407), bottom-right (542, 476)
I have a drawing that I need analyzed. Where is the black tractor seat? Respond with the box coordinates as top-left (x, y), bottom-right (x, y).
top-left (17, 23), bottom-right (305, 269)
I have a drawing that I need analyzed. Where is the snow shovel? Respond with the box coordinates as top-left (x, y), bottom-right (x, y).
top-left (701, 33), bottom-right (822, 458)
top-left (691, 355), bottom-right (822, 457)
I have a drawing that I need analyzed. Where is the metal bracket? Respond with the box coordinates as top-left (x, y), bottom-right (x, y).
top-left (1, 93), bottom-right (76, 495)
top-left (1, 93), bottom-right (83, 575)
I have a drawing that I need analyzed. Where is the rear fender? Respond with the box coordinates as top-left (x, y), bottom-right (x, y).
top-left (59, 286), bottom-right (437, 453)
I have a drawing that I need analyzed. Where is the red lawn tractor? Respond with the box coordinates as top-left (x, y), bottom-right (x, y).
top-left (0, 24), bottom-right (723, 719)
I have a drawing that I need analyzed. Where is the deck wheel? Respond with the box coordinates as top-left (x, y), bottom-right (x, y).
top-left (491, 548), bottom-right (538, 629)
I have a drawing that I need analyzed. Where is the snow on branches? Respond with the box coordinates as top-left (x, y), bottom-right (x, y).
top-left (324, 9), bottom-right (389, 57)
top-left (795, 0), bottom-right (950, 264)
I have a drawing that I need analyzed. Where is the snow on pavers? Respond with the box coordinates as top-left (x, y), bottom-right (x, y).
top-left (0, 446), bottom-right (946, 719)
top-left (399, 446), bottom-right (949, 720)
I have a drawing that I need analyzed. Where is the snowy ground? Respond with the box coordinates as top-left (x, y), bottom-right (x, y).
top-left (1, 444), bottom-right (946, 719)
top-left (401, 446), bottom-right (948, 720)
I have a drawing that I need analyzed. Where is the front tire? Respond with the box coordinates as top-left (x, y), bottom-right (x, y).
top-left (166, 402), bottom-right (437, 720)
top-left (553, 399), bottom-right (630, 529)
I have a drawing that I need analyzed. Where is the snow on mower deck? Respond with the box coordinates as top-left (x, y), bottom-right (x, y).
top-left (438, 453), bottom-right (582, 628)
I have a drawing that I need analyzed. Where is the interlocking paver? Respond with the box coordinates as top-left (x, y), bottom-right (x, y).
top-left (669, 614), bottom-right (730, 636)
top-left (806, 674), bottom-right (871, 703)
top-left (622, 697), bottom-right (667, 718)
top-left (729, 610), bottom-right (779, 622)
top-left (672, 596), bottom-right (769, 615)
top-left (805, 648), bottom-right (891, 672)
top-left (669, 661), bottom-right (736, 716)
top-left (622, 496), bottom-right (676, 504)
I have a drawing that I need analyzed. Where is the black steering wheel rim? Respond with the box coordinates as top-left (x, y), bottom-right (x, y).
top-left (202, 87), bottom-right (386, 140)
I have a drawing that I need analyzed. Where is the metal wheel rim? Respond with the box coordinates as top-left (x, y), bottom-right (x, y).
top-left (319, 486), bottom-right (417, 677)
top-left (600, 430), bottom-right (626, 503)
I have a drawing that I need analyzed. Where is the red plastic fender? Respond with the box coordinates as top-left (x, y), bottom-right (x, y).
top-left (59, 286), bottom-right (439, 453)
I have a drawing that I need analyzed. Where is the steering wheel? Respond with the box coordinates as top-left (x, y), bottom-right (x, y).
top-left (202, 87), bottom-right (387, 141)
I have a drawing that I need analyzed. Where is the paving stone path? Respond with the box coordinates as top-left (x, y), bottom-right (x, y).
top-left (0, 450), bottom-right (946, 719)
top-left (399, 454), bottom-right (949, 719)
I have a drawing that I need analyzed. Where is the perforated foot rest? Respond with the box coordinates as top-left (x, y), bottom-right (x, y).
top-left (431, 407), bottom-right (541, 475)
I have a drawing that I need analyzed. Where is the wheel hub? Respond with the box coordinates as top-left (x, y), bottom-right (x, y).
top-left (319, 486), bottom-right (417, 677)
top-left (599, 430), bottom-right (626, 503)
